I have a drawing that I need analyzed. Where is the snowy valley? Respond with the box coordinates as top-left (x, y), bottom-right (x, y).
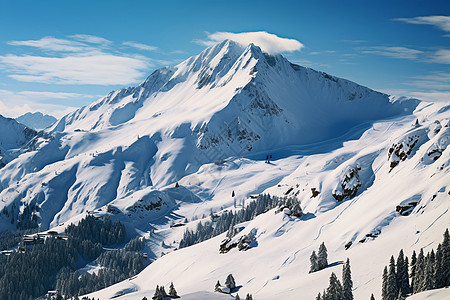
top-left (0, 40), bottom-right (448, 300)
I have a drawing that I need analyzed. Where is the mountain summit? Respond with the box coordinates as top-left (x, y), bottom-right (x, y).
top-left (1, 40), bottom-right (418, 229)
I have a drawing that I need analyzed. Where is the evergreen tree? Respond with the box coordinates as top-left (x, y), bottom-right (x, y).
top-left (215, 280), bottom-right (221, 292)
top-left (245, 294), bottom-right (253, 300)
top-left (434, 244), bottom-right (445, 288)
top-left (382, 266), bottom-right (388, 300)
top-left (422, 253), bottom-right (434, 291)
top-left (318, 242), bottom-right (328, 270)
top-left (225, 274), bottom-right (236, 292)
top-left (168, 282), bottom-right (179, 298)
top-left (316, 292), bottom-right (322, 300)
top-left (326, 272), bottom-right (343, 300)
top-left (152, 285), bottom-right (165, 300)
top-left (370, 294), bottom-right (375, 300)
top-left (442, 229), bottom-right (450, 286)
top-left (342, 258), bottom-right (353, 300)
top-left (413, 249), bottom-right (425, 294)
top-left (310, 250), bottom-right (319, 273)
top-left (235, 293), bottom-right (240, 300)
top-left (410, 250), bottom-right (417, 292)
top-left (387, 256), bottom-right (398, 300)
top-left (396, 249), bottom-right (410, 295)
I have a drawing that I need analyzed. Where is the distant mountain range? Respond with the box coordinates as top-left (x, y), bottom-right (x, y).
top-left (16, 111), bottom-right (57, 130)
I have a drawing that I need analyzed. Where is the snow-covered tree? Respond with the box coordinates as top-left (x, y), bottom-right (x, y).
top-left (386, 256), bottom-right (398, 300)
top-left (225, 274), bottom-right (236, 292)
top-left (310, 250), bottom-right (319, 273)
top-left (342, 258), bottom-right (353, 300)
top-left (396, 249), bottom-right (410, 295)
top-left (382, 266), bottom-right (388, 300)
top-left (442, 229), bottom-right (450, 286)
top-left (413, 249), bottom-right (425, 293)
top-left (410, 250), bottom-right (417, 292)
top-left (318, 242), bottom-right (328, 270)
top-left (326, 272), bottom-right (343, 300)
top-left (168, 282), bottom-right (179, 298)
top-left (215, 280), bottom-right (222, 292)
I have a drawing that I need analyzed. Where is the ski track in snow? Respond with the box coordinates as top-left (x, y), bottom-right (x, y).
top-left (412, 207), bottom-right (449, 247)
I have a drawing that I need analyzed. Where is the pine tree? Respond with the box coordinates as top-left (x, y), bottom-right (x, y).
top-left (434, 244), bottom-right (445, 288)
top-left (326, 272), bottom-right (343, 300)
top-left (342, 258), bottom-right (353, 300)
top-left (413, 249), bottom-right (425, 294)
top-left (370, 293), bottom-right (375, 300)
top-left (235, 293), bottom-right (240, 300)
top-left (382, 266), bottom-right (388, 300)
top-left (396, 249), bottom-right (410, 295)
top-left (245, 294), bottom-right (253, 300)
top-left (410, 250), bottom-right (417, 292)
top-left (168, 282), bottom-right (178, 298)
top-left (316, 292), bottom-right (322, 300)
top-left (225, 274), bottom-right (236, 292)
top-left (310, 250), bottom-right (319, 273)
top-left (422, 253), bottom-right (434, 291)
top-left (387, 256), bottom-right (398, 300)
top-left (442, 229), bottom-right (450, 286)
top-left (318, 242), bottom-right (328, 270)
top-left (215, 280), bottom-right (221, 292)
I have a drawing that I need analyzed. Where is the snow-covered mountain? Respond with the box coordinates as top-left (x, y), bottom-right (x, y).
top-left (16, 112), bottom-right (57, 130)
top-left (0, 114), bottom-right (37, 168)
top-left (0, 40), bottom-right (448, 299)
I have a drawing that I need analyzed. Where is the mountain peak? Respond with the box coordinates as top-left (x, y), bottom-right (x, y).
top-left (16, 112), bottom-right (57, 130)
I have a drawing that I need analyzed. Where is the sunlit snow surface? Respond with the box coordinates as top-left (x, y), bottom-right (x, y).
top-left (0, 41), bottom-right (448, 299)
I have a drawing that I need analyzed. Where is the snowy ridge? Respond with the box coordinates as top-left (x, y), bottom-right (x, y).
top-left (0, 40), bottom-right (419, 231)
top-left (16, 112), bottom-right (57, 130)
top-left (0, 41), bottom-right (447, 299)
top-left (85, 102), bottom-right (449, 300)
top-left (0, 114), bottom-right (37, 169)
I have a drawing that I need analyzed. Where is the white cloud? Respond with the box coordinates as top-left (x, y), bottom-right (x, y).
top-left (69, 34), bottom-right (112, 45)
top-left (409, 72), bottom-right (450, 90)
top-left (408, 91), bottom-right (450, 102)
top-left (359, 46), bottom-right (423, 60)
top-left (428, 49), bottom-right (450, 64)
top-left (394, 16), bottom-right (450, 32)
top-left (195, 31), bottom-right (304, 54)
top-left (8, 37), bottom-right (90, 52)
top-left (122, 41), bottom-right (158, 51)
top-left (0, 53), bottom-right (153, 85)
top-left (309, 50), bottom-right (336, 55)
top-left (0, 89), bottom-right (83, 118)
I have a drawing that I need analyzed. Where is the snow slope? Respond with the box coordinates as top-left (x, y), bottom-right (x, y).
top-left (0, 114), bottom-right (37, 169)
top-left (83, 101), bottom-right (449, 300)
top-left (0, 40), bottom-right (418, 231)
top-left (0, 41), bottom-right (447, 299)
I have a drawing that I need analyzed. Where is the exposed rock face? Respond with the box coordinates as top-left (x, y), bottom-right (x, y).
top-left (388, 135), bottom-right (420, 171)
top-left (332, 166), bottom-right (361, 202)
top-left (219, 229), bottom-right (256, 253)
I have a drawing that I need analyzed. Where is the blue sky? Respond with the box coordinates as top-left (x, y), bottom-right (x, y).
top-left (0, 0), bottom-right (448, 117)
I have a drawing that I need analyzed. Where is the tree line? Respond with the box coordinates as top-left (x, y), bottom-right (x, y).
top-left (0, 215), bottom-right (145, 300)
top-left (179, 194), bottom-right (302, 248)
top-left (381, 228), bottom-right (450, 300)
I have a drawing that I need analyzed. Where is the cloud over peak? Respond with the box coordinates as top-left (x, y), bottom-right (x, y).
top-left (195, 31), bottom-right (304, 54)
